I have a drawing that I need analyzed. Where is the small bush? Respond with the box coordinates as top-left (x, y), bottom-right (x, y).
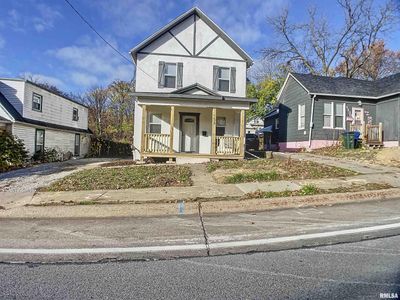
top-left (299, 184), bottom-right (319, 195)
top-left (0, 131), bottom-right (28, 172)
top-left (32, 147), bottom-right (62, 163)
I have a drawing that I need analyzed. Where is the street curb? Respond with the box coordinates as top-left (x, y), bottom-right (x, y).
top-left (2, 188), bottom-right (400, 219)
top-left (1, 221), bottom-right (400, 264)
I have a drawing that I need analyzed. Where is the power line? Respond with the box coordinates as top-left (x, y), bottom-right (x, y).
top-left (63, 0), bottom-right (157, 82)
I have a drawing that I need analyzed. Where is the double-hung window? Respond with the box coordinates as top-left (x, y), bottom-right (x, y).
top-left (298, 104), bottom-right (305, 130)
top-left (72, 108), bottom-right (79, 121)
top-left (323, 102), bottom-right (345, 129)
top-left (216, 117), bottom-right (226, 136)
top-left (218, 67), bottom-right (230, 92)
top-left (164, 63), bottom-right (177, 88)
top-left (323, 103), bottom-right (332, 128)
top-left (32, 93), bottom-right (42, 112)
top-left (149, 113), bottom-right (162, 133)
top-left (334, 103), bottom-right (344, 128)
top-left (35, 129), bottom-right (45, 153)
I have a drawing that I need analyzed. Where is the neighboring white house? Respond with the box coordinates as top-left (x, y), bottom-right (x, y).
top-left (0, 78), bottom-right (91, 157)
top-left (131, 7), bottom-right (256, 161)
top-left (246, 117), bottom-right (264, 134)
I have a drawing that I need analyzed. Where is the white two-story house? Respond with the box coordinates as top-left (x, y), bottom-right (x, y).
top-left (131, 7), bottom-right (256, 162)
top-left (0, 78), bottom-right (91, 157)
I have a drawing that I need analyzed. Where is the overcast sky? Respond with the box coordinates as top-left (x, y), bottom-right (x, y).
top-left (0, 0), bottom-right (399, 93)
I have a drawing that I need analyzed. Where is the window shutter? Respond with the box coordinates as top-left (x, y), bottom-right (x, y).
top-left (158, 61), bottom-right (165, 88)
top-left (213, 66), bottom-right (219, 91)
top-left (230, 67), bottom-right (236, 93)
top-left (177, 62), bottom-right (183, 88)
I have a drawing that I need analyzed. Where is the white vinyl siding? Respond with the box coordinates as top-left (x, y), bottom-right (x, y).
top-left (298, 104), bottom-right (305, 130)
top-left (323, 102), bottom-right (345, 129)
top-left (12, 123), bottom-right (89, 157)
top-left (23, 83), bottom-right (88, 130)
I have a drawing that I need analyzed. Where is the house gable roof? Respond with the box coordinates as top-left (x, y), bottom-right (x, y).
top-left (172, 83), bottom-right (220, 96)
top-left (130, 7), bottom-right (253, 67)
top-left (277, 72), bottom-right (400, 101)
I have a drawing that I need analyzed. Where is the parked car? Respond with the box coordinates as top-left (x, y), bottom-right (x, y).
top-left (245, 133), bottom-right (259, 151)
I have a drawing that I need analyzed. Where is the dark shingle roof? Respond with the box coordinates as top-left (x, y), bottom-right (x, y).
top-left (291, 72), bottom-right (400, 98)
top-left (0, 91), bottom-right (92, 134)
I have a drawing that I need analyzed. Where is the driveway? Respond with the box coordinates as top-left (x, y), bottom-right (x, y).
top-left (0, 158), bottom-right (114, 193)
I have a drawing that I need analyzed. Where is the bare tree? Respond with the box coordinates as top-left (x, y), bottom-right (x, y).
top-left (84, 87), bottom-right (109, 136)
top-left (263, 0), bottom-right (398, 78)
top-left (108, 80), bottom-right (135, 141)
top-left (336, 40), bottom-right (400, 79)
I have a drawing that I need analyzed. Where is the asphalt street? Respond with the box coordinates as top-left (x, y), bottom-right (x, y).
top-left (1, 235), bottom-right (399, 299)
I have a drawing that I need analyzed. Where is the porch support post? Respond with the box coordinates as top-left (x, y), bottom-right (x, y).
top-left (378, 122), bottom-right (383, 144)
top-left (239, 109), bottom-right (245, 157)
top-left (140, 104), bottom-right (147, 156)
top-left (169, 106), bottom-right (175, 153)
top-left (211, 108), bottom-right (217, 155)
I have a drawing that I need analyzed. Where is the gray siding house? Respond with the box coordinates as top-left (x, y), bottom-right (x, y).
top-left (267, 72), bottom-right (400, 150)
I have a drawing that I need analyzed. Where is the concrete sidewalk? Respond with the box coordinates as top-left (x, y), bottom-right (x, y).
top-left (1, 197), bottom-right (400, 263)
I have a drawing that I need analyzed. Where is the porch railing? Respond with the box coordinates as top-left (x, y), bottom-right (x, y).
top-left (144, 133), bottom-right (170, 153)
top-left (216, 136), bottom-right (240, 155)
top-left (366, 123), bottom-right (383, 145)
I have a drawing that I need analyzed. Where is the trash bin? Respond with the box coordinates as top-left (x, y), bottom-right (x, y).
top-left (342, 132), bottom-right (355, 149)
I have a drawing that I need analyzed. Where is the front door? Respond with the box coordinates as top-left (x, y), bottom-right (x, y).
top-left (74, 133), bottom-right (80, 156)
top-left (352, 107), bottom-right (364, 132)
top-left (181, 114), bottom-right (199, 152)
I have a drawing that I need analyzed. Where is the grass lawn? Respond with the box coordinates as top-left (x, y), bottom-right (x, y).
top-left (43, 165), bottom-right (192, 191)
top-left (207, 157), bottom-right (357, 184)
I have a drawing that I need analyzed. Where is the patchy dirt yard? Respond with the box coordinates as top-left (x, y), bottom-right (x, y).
top-left (207, 157), bottom-right (356, 184)
top-left (43, 165), bottom-right (192, 191)
top-left (313, 145), bottom-right (400, 167)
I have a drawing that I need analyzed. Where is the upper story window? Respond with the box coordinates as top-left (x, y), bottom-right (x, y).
top-left (158, 61), bottom-right (183, 89)
top-left (298, 104), bottom-right (305, 130)
top-left (218, 68), bottom-right (230, 92)
top-left (32, 93), bottom-right (42, 112)
top-left (73, 108), bottom-right (79, 121)
top-left (164, 63), bottom-right (177, 88)
top-left (213, 66), bottom-right (236, 93)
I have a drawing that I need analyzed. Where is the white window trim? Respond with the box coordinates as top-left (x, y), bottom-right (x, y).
top-left (323, 102), bottom-right (346, 130)
top-left (275, 118), bottom-right (279, 130)
top-left (218, 67), bottom-right (230, 92)
top-left (298, 104), bottom-right (305, 130)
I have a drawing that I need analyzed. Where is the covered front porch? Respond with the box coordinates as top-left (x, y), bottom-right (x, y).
top-left (139, 105), bottom-right (246, 160)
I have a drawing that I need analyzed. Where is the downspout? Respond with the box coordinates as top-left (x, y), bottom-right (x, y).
top-left (308, 94), bottom-right (316, 149)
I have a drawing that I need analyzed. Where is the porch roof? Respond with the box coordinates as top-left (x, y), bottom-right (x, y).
top-left (131, 91), bottom-right (257, 103)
